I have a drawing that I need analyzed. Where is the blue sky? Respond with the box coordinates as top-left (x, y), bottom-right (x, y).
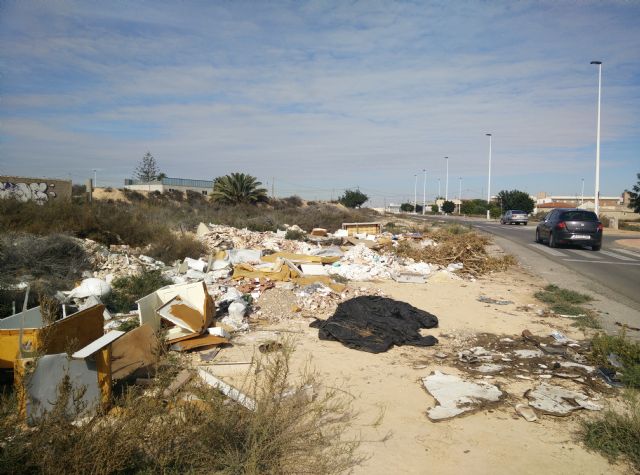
top-left (1, 0), bottom-right (639, 206)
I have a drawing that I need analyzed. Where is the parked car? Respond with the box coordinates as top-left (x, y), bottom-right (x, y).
top-left (500, 210), bottom-right (528, 225)
top-left (535, 208), bottom-right (603, 251)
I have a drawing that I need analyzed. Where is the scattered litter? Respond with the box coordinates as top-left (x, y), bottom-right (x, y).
top-left (515, 403), bottom-right (538, 422)
top-left (66, 278), bottom-right (112, 299)
top-left (477, 296), bottom-right (513, 305)
top-left (258, 340), bottom-right (284, 353)
top-left (422, 371), bottom-right (503, 421)
top-left (525, 383), bottom-right (602, 416)
top-left (197, 368), bottom-right (256, 411)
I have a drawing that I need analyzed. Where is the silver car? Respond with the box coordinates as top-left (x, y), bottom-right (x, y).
top-left (500, 210), bottom-right (528, 225)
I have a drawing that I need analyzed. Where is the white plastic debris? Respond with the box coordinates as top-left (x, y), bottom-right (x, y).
top-left (422, 371), bottom-right (503, 421)
top-left (334, 229), bottom-right (349, 237)
top-left (184, 257), bottom-right (207, 272)
top-left (67, 278), bottom-right (112, 299)
top-left (525, 383), bottom-right (602, 415)
top-left (139, 255), bottom-right (155, 264)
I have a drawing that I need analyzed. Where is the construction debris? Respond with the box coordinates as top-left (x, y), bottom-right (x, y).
top-left (525, 383), bottom-right (602, 416)
top-left (422, 371), bottom-right (503, 421)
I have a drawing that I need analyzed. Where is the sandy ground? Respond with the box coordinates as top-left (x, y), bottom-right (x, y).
top-left (199, 267), bottom-right (629, 475)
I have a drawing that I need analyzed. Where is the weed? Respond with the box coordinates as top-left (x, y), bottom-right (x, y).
top-left (105, 270), bottom-right (172, 313)
top-left (534, 284), bottom-right (593, 305)
top-left (590, 334), bottom-right (640, 388)
top-left (147, 232), bottom-right (206, 263)
top-left (0, 343), bottom-right (364, 475)
top-left (581, 391), bottom-right (640, 470)
top-left (394, 229), bottom-right (514, 276)
top-left (570, 311), bottom-right (602, 330)
top-left (285, 229), bottom-right (306, 241)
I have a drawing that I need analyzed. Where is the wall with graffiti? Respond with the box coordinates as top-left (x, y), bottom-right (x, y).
top-left (0, 176), bottom-right (72, 204)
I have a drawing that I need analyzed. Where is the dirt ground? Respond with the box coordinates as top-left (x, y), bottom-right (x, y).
top-left (199, 266), bottom-right (629, 475)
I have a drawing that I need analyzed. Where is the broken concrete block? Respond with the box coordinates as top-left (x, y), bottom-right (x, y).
top-left (162, 369), bottom-right (193, 398)
top-left (196, 222), bottom-right (210, 237)
top-left (422, 371), bottom-right (503, 421)
top-left (184, 257), bottom-right (207, 272)
top-left (67, 278), bottom-right (112, 299)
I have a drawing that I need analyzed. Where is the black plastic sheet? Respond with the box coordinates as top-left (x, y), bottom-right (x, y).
top-left (310, 296), bottom-right (438, 353)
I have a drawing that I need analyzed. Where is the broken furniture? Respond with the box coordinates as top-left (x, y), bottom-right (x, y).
top-left (0, 304), bottom-right (105, 370)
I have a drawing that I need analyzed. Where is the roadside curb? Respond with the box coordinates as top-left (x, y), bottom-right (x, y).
top-left (614, 238), bottom-right (640, 251)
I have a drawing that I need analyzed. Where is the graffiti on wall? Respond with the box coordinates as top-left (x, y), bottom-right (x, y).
top-left (0, 182), bottom-right (57, 204)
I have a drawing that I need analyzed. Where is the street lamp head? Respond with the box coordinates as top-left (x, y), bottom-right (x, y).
top-left (485, 133), bottom-right (492, 137)
top-left (590, 61), bottom-right (602, 65)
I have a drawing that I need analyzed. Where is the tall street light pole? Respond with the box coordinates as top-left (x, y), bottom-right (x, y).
top-left (581, 178), bottom-right (585, 205)
top-left (422, 169), bottom-right (427, 215)
top-left (485, 133), bottom-right (492, 220)
top-left (591, 61), bottom-right (602, 216)
top-left (437, 178), bottom-right (441, 198)
top-left (444, 156), bottom-right (449, 201)
top-left (413, 174), bottom-right (417, 214)
top-left (458, 177), bottom-right (462, 215)
top-left (93, 169), bottom-right (97, 189)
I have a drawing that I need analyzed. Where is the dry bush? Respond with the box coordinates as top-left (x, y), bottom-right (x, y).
top-left (0, 344), bottom-right (363, 475)
top-left (147, 232), bottom-right (206, 263)
top-left (394, 229), bottom-right (515, 276)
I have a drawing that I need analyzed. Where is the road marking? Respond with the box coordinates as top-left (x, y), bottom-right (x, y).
top-left (565, 249), bottom-right (603, 259)
top-left (528, 243), bottom-right (566, 257)
top-left (562, 259), bottom-right (640, 266)
top-left (612, 248), bottom-right (640, 259)
top-left (599, 250), bottom-right (636, 261)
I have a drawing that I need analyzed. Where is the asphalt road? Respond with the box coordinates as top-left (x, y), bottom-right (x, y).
top-left (469, 220), bottom-right (640, 304)
top-left (414, 215), bottom-right (640, 316)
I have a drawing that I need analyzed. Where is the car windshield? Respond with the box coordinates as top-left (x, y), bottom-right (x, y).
top-left (560, 211), bottom-right (598, 222)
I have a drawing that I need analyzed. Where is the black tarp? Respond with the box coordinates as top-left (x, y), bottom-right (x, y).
top-left (309, 296), bottom-right (438, 353)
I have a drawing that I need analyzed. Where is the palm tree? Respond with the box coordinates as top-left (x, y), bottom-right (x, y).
top-left (211, 173), bottom-right (268, 205)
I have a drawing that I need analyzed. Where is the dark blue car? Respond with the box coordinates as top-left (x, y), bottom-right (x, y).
top-left (535, 208), bottom-right (603, 251)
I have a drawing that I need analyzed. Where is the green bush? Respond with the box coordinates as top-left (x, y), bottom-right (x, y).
top-left (105, 270), bottom-right (172, 313)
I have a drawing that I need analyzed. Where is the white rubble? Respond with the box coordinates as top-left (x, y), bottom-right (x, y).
top-left (422, 371), bottom-right (503, 421)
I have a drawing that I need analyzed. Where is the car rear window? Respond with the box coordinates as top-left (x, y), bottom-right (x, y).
top-left (560, 211), bottom-right (598, 222)
top-left (512, 210), bottom-right (525, 214)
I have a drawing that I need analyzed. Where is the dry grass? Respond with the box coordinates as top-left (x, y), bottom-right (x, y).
top-left (0, 343), bottom-right (363, 475)
top-left (394, 228), bottom-right (516, 276)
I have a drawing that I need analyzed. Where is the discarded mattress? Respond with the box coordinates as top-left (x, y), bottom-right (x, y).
top-left (310, 296), bottom-right (438, 353)
top-left (422, 371), bottom-right (503, 421)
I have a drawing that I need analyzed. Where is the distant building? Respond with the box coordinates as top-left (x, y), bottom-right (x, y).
top-left (124, 177), bottom-right (213, 196)
top-left (534, 192), bottom-right (637, 220)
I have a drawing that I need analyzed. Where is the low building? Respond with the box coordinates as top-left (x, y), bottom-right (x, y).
top-left (533, 192), bottom-right (638, 220)
top-left (124, 177), bottom-right (213, 196)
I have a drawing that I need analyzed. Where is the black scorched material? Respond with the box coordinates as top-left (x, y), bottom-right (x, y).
top-left (310, 296), bottom-right (438, 353)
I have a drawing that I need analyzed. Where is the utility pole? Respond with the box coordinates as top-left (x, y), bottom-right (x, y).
top-left (444, 156), bottom-right (449, 201)
top-left (413, 174), bottom-right (417, 213)
top-left (458, 177), bottom-right (462, 215)
top-left (422, 169), bottom-right (427, 215)
top-left (581, 178), bottom-right (585, 205)
top-left (591, 61), bottom-right (603, 215)
top-left (486, 133), bottom-right (492, 219)
top-left (271, 177), bottom-right (275, 199)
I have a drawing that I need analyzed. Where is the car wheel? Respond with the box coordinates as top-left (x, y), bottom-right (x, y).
top-left (535, 230), bottom-right (542, 243)
top-left (591, 244), bottom-right (601, 251)
top-left (548, 232), bottom-right (557, 248)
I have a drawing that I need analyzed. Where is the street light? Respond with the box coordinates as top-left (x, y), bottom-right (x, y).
top-left (581, 178), bottom-right (585, 205)
top-left (422, 169), bottom-right (427, 215)
top-left (92, 169), bottom-right (97, 189)
top-left (485, 133), bottom-right (492, 219)
top-left (591, 60), bottom-right (602, 216)
top-left (458, 177), bottom-right (462, 215)
top-left (444, 156), bottom-right (449, 201)
top-left (413, 174), bottom-right (417, 214)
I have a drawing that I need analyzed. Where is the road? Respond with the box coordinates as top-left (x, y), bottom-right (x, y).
top-left (413, 215), bottom-right (640, 332)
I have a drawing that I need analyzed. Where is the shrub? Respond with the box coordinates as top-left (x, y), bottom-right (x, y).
top-left (0, 343), bottom-right (363, 475)
top-left (285, 229), bottom-right (306, 241)
top-left (105, 270), bottom-right (173, 313)
top-left (338, 189), bottom-right (368, 208)
top-left (590, 334), bottom-right (640, 388)
top-left (147, 233), bottom-right (206, 264)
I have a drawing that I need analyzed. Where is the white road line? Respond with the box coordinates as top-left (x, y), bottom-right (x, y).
top-left (565, 249), bottom-right (603, 259)
top-left (612, 248), bottom-right (640, 259)
top-left (528, 243), bottom-right (566, 257)
top-left (599, 250), bottom-right (636, 261)
top-left (562, 259), bottom-right (640, 266)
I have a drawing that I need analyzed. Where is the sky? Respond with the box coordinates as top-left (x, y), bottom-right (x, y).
top-left (1, 0), bottom-right (639, 206)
